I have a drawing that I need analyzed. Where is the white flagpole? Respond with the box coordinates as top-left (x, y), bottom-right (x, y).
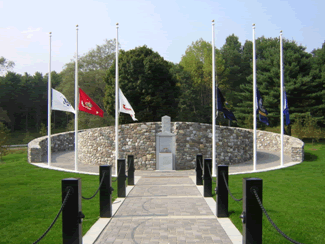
top-left (212, 20), bottom-right (216, 176)
top-left (48, 32), bottom-right (52, 167)
top-left (253, 24), bottom-right (257, 171)
top-left (115, 23), bottom-right (119, 177)
top-left (280, 30), bottom-right (284, 167)
top-left (75, 25), bottom-right (79, 171)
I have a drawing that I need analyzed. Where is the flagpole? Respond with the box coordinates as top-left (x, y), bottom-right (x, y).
top-left (212, 20), bottom-right (216, 176)
top-left (253, 24), bottom-right (257, 171)
top-left (48, 32), bottom-right (52, 167)
top-left (75, 25), bottom-right (79, 171)
top-left (280, 30), bottom-right (284, 167)
top-left (115, 23), bottom-right (119, 177)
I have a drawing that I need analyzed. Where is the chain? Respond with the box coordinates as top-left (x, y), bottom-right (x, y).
top-left (112, 163), bottom-right (122, 182)
top-left (33, 187), bottom-right (72, 244)
top-left (82, 171), bottom-right (106, 200)
top-left (222, 173), bottom-right (243, 202)
top-left (206, 166), bottom-right (216, 183)
top-left (252, 189), bottom-right (301, 244)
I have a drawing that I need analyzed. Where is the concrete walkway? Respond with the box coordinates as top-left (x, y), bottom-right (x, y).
top-left (94, 174), bottom-right (234, 244)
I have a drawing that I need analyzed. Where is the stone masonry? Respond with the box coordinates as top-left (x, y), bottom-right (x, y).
top-left (28, 122), bottom-right (304, 171)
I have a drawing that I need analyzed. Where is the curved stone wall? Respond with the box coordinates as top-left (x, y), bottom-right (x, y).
top-left (28, 122), bottom-right (304, 171)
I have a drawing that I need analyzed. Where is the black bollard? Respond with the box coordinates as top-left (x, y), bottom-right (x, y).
top-left (127, 155), bottom-right (135, 186)
top-left (196, 154), bottom-right (203, 185)
top-left (100, 165), bottom-right (113, 218)
top-left (216, 165), bottom-right (229, 217)
top-left (117, 159), bottom-right (126, 197)
top-left (62, 178), bottom-right (83, 244)
top-left (203, 158), bottom-right (212, 197)
top-left (242, 178), bottom-right (263, 244)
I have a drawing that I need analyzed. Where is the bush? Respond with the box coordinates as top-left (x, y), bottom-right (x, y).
top-left (292, 113), bottom-right (324, 143)
top-left (0, 122), bottom-right (10, 161)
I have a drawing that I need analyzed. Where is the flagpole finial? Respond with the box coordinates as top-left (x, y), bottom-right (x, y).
top-left (76, 25), bottom-right (78, 29)
top-left (280, 30), bottom-right (283, 34)
top-left (116, 23), bottom-right (119, 26)
top-left (49, 32), bottom-right (52, 35)
top-left (252, 23), bottom-right (255, 27)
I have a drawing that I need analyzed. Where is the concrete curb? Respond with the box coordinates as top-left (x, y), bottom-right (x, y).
top-left (82, 176), bottom-right (141, 244)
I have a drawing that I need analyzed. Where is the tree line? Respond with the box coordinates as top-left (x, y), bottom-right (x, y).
top-left (0, 35), bottom-right (324, 137)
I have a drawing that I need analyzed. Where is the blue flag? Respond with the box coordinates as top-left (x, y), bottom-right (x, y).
top-left (217, 88), bottom-right (237, 121)
top-left (283, 89), bottom-right (290, 125)
top-left (256, 88), bottom-right (269, 126)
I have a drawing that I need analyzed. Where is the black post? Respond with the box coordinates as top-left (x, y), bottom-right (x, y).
top-left (242, 178), bottom-right (263, 244)
top-left (100, 165), bottom-right (113, 218)
top-left (203, 158), bottom-right (212, 197)
top-left (128, 155), bottom-right (135, 186)
top-left (117, 159), bottom-right (126, 197)
top-left (62, 178), bottom-right (83, 244)
top-left (196, 154), bottom-right (203, 185)
top-left (216, 165), bottom-right (229, 217)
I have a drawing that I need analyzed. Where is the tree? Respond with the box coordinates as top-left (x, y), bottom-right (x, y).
top-left (0, 57), bottom-right (15, 75)
top-left (233, 37), bottom-right (318, 128)
top-left (308, 42), bottom-right (325, 126)
top-left (104, 45), bottom-right (179, 123)
top-left (221, 34), bottom-right (251, 110)
top-left (179, 38), bottom-right (228, 123)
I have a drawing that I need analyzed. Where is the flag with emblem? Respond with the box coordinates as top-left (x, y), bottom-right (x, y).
top-left (119, 88), bottom-right (137, 121)
top-left (78, 88), bottom-right (104, 117)
top-left (51, 89), bottom-right (75, 114)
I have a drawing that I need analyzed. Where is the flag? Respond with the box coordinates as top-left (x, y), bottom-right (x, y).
top-left (79, 88), bottom-right (104, 117)
top-left (51, 89), bottom-right (75, 114)
top-left (256, 88), bottom-right (269, 125)
top-left (119, 88), bottom-right (137, 121)
top-left (283, 89), bottom-right (290, 125)
top-left (216, 88), bottom-right (237, 121)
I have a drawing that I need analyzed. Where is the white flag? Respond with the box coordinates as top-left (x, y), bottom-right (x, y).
top-left (119, 88), bottom-right (137, 121)
top-left (52, 89), bottom-right (75, 114)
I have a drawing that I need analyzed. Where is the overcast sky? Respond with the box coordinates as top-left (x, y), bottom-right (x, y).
top-left (0, 0), bottom-right (324, 76)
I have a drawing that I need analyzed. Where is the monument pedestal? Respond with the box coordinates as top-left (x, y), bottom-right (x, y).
top-left (156, 116), bottom-right (176, 170)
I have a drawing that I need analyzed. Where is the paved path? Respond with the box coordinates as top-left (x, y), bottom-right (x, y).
top-left (38, 149), bottom-right (294, 175)
top-left (95, 174), bottom-right (232, 244)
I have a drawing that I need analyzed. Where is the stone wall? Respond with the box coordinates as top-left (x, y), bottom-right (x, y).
top-left (28, 122), bottom-right (304, 171)
top-left (28, 131), bottom-right (75, 163)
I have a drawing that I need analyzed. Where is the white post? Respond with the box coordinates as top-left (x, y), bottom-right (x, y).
top-left (75, 25), bottom-right (79, 171)
top-left (280, 30), bottom-right (284, 167)
top-left (47, 32), bottom-right (52, 167)
top-left (253, 24), bottom-right (257, 171)
top-left (115, 23), bottom-right (119, 177)
top-left (212, 20), bottom-right (216, 176)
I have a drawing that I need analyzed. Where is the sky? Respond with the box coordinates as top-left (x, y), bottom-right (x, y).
top-left (0, 0), bottom-right (324, 76)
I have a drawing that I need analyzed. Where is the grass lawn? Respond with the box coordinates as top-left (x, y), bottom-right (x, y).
top-left (212, 140), bottom-right (325, 244)
top-left (0, 149), bottom-right (118, 244)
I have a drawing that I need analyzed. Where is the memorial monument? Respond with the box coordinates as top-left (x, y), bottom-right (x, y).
top-left (156, 115), bottom-right (176, 170)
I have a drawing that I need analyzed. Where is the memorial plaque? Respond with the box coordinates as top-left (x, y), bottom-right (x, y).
top-left (159, 153), bottom-right (173, 170)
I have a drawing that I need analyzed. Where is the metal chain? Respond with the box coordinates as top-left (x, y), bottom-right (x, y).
top-left (33, 187), bottom-right (72, 244)
top-left (207, 166), bottom-right (216, 183)
top-left (252, 189), bottom-right (301, 244)
top-left (222, 173), bottom-right (243, 202)
top-left (112, 163), bottom-right (122, 182)
top-left (82, 171), bottom-right (106, 200)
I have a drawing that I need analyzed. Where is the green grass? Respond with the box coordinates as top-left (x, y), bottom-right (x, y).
top-left (0, 149), bottom-right (118, 244)
top-left (212, 141), bottom-right (325, 244)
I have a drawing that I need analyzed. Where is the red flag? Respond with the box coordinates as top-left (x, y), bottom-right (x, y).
top-left (78, 88), bottom-right (104, 117)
